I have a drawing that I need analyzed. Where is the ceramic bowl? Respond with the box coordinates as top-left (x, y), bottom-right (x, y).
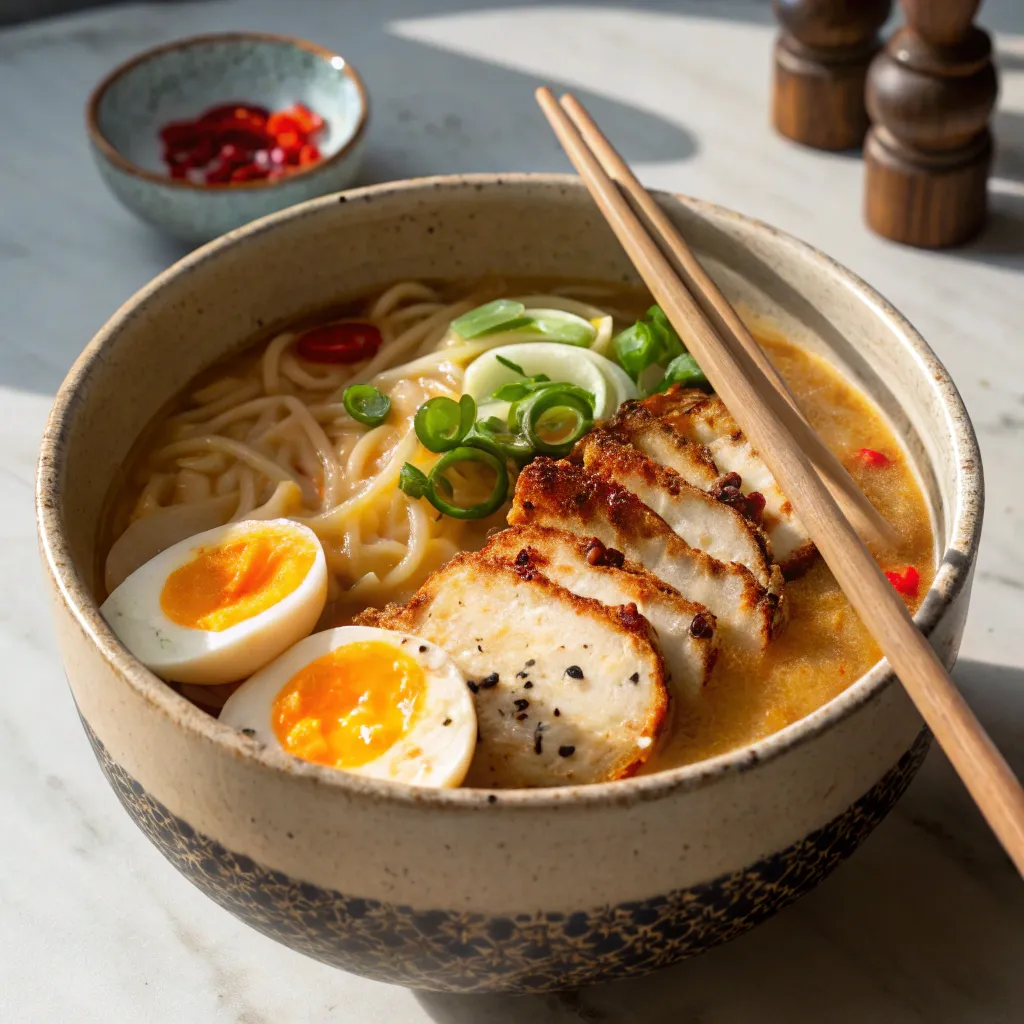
top-left (86, 32), bottom-right (369, 243)
top-left (36, 175), bottom-right (982, 994)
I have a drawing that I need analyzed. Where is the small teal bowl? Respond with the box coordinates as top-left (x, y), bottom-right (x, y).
top-left (86, 32), bottom-right (370, 243)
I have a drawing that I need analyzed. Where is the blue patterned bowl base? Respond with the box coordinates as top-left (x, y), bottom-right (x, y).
top-left (83, 720), bottom-right (930, 993)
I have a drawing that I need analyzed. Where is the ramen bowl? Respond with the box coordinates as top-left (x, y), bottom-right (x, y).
top-left (36, 175), bottom-right (981, 993)
top-left (86, 32), bottom-right (369, 243)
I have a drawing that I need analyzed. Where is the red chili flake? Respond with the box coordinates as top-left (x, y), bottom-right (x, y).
top-left (884, 565), bottom-right (920, 598)
top-left (158, 100), bottom-right (326, 185)
top-left (274, 131), bottom-right (303, 159)
top-left (160, 121), bottom-right (200, 147)
top-left (295, 322), bottom-right (383, 365)
top-left (198, 103), bottom-right (270, 126)
top-left (289, 102), bottom-right (325, 135)
top-left (855, 448), bottom-right (890, 469)
top-left (267, 111), bottom-right (303, 137)
top-left (298, 143), bottom-right (321, 167)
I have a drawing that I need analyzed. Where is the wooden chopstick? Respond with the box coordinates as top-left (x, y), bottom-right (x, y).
top-left (535, 86), bottom-right (1024, 875)
top-left (558, 93), bottom-right (896, 550)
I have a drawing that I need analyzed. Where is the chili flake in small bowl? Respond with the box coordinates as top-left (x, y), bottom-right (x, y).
top-left (159, 101), bottom-right (327, 185)
top-left (86, 32), bottom-right (369, 243)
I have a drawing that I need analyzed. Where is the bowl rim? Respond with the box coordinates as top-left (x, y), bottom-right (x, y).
top-left (36, 172), bottom-right (983, 811)
top-left (84, 31), bottom-right (370, 192)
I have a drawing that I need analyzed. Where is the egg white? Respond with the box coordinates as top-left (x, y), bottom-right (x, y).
top-left (100, 518), bottom-right (327, 685)
top-left (220, 626), bottom-right (478, 788)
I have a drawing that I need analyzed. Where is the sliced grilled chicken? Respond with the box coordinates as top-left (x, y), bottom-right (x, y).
top-left (575, 429), bottom-right (776, 591)
top-left (610, 401), bottom-right (720, 490)
top-left (356, 552), bottom-right (668, 788)
top-left (483, 524), bottom-right (717, 699)
top-left (510, 459), bottom-right (782, 651)
top-left (643, 388), bottom-right (817, 577)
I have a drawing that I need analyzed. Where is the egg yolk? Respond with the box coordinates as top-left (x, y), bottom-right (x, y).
top-left (160, 526), bottom-right (316, 631)
top-left (271, 642), bottom-right (425, 769)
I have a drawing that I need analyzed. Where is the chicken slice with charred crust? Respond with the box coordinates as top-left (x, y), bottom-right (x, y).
top-left (483, 524), bottom-right (717, 699)
top-left (575, 429), bottom-right (777, 592)
top-left (642, 388), bottom-right (817, 577)
top-left (356, 552), bottom-right (669, 788)
top-left (509, 459), bottom-right (782, 651)
top-left (610, 402), bottom-right (721, 491)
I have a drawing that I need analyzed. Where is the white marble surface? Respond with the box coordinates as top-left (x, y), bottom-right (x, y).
top-left (1, 1), bottom-right (1022, 1020)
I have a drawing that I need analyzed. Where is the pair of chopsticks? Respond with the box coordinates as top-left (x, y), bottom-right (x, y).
top-left (536, 87), bottom-right (1024, 875)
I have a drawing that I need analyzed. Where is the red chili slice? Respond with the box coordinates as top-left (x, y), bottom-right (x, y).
top-left (295, 323), bottom-right (383, 364)
top-left (884, 565), bottom-right (920, 598)
top-left (854, 447), bottom-right (890, 468)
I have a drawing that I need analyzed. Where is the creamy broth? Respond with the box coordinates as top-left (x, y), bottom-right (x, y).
top-left (101, 280), bottom-right (934, 774)
top-left (642, 336), bottom-right (934, 770)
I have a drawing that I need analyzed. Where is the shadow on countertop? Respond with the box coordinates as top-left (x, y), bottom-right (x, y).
top-left (415, 658), bottom-right (1024, 1024)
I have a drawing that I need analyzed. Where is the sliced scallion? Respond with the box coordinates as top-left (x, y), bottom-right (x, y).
top-left (495, 354), bottom-right (527, 375)
top-left (414, 394), bottom-right (477, 452)
top-left (464, 420), bottom-right (534, 465)
top-left (490, 377), bottom-right (554, 402)
top-left (526, 309), bottom-right (597, 347)
top-left (450, 299), bottom-right (526, 339)
top-left (342, 384), bottom-right (391, 426)
top-left (398, 463), bottom-right (429, 499)
top-left (613, 320), bottom-right (659, 381)
top-left (426, 446), bottom-right (509, 519)
top-left (518, 386), bottom-right (594, 456)
top-left (646, 305), bottom-right (684, 359)
top-left (657, 352), bottom-right (710, 393)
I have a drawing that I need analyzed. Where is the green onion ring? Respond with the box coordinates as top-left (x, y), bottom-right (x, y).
top-left (426, 446), bottom-right (509, 520)
top-left (342, 384), bottom-right (391, 426)
top-left (519, 388), bottom-right (594, 456)
top-left (463, 421), bottom-right (534, 466)
top-left (414, 394), bottom-right (477, 452)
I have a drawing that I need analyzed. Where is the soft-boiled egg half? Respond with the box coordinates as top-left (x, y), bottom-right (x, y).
top-left (221, 626), bottom-right (477, 788)
top-left (100, 519), bottom-right (328, 685)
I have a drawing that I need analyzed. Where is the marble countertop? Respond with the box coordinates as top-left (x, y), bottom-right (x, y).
top-left (1, 1), bottom-right (1022, 1020)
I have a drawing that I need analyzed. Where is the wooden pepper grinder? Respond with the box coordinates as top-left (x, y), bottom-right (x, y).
top-left (864, 0), bottom-right (998, 247)
top-left (772, 0), bottom-right (893, 150)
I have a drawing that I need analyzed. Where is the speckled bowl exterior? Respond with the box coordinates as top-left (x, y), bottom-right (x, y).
top-left (36, 176), bottom-right (982, 993)
top-left (86, 33), bottom-right (369, 243)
